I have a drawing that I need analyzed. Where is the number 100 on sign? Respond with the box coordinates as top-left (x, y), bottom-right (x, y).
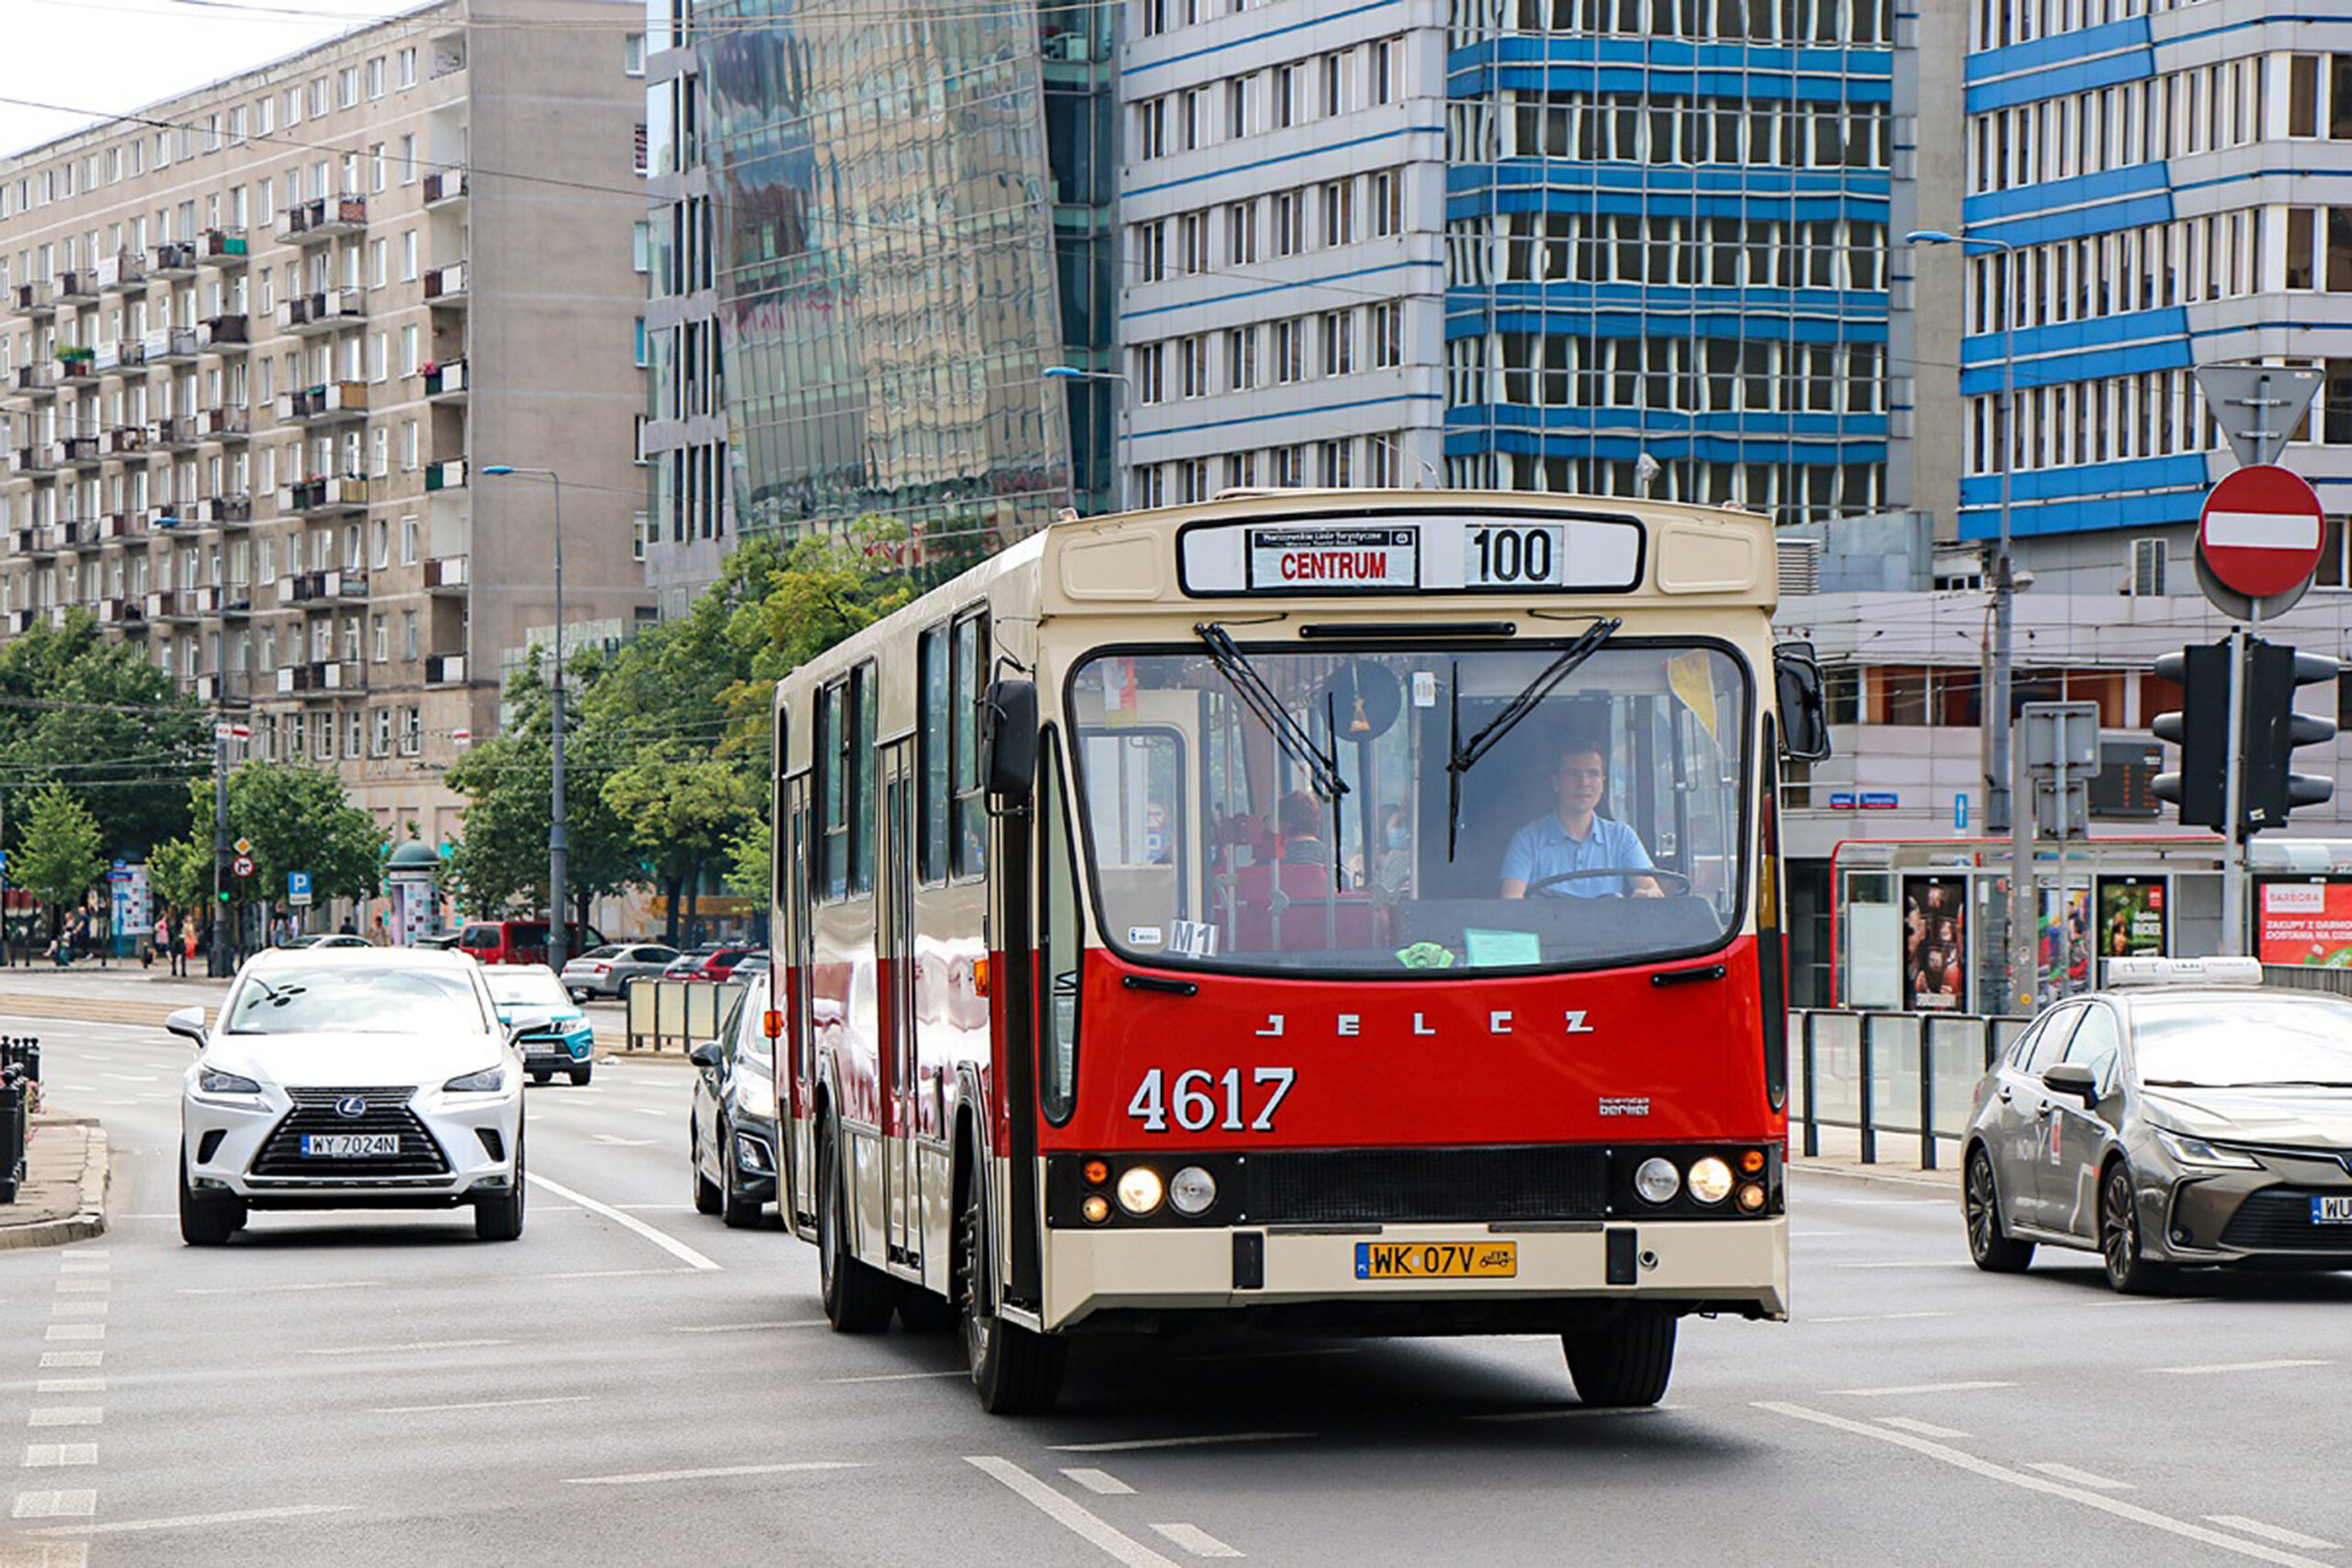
top-left (1466, 525), bottom-right (1564, 587)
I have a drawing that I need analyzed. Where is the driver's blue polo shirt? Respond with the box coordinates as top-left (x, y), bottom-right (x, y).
top-left (1501, 814), bottom-right (1654, 897)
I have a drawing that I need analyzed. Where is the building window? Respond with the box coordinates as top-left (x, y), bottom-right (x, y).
top-left (1319, 439), bottom-right (1351, 486)
top-left (368, 57), bottom-right (386, 99)
top-left (1227, 77), bottom-right (1250, 139)
top-left (1368, 433), bottom-right (1401, 486)
top-left (1227, 200), bottom-right (1259, 265)
top-left (625, 32), bottom-right (646, 75)
top-left (1321, 310), bottom-right (1354, 377)
top-left (397, 48), bottom-right (416, 88)
top-left (401, 515), bottom-right (418, 564)
top-left (1135, 220), bottom-right (1167, 283)
top-left (1273, 318), bottom-right (1303, 383)
top-left (634, 318), bottom-right (649, 367)
top-left (402, 609), bottom-right (418, 659)
top-left (1320, 179), bottom-right (1353, 247)
top-left (1274, 63), bottom-right (1297, 128)
top-left (338, 67), bottom-right (359, 109)
top-left (1136, 343), bottom-right (1166, 403)
top-left (371, 615), bottom-right (388, 662)
top-left (1320, 51), bottom-right (1345, 118)
top-left (1179, 334), bottom-right (1207, 398)
top-left (1374, 38), bottom-right (1399, 104)
top-left (1136, 97), bottom-right (1167, 160)
top-left (1225, 325), bottom-right (1258, 389)
top-left (1274, 189), bottom-right (1303, 255)
top-left (1373, 168), bottom-right (1401, 237)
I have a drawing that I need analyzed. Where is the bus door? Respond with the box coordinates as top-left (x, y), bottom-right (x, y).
top-left (878, 739), bottom-right (922, 1268)
top-left (784, 773), bottom-right (816, 1230)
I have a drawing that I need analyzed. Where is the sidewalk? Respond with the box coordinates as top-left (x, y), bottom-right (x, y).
top-left (1790, 1123), bottom-right (1962, 1192)
top-left (0, 1115), bottom-right (109, 1249)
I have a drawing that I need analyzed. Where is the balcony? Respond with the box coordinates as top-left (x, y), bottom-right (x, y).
top-left (424, 652), bottom-right (467, 685)
top-left (278, 195), bottom-right (368, 245)
top-left (152, 242), bottom-right (198, 276)
top-left (55, 271), bottom-right (98, 305)
top-left (54, 517), bottom-right (95, 550)
top-left (56, 434), bottom-right (101, 470)
top-left (150, 415), bottom-right (201, 451)
top-left (424, 168), bottom-right (469, 207)
top-left (279, 568), bottom-right (368, 605)
top-left (195, 671), bottom-right (253, 703)
top-left (279, 381), bottom-right (368, 425)
top-left (279, 290), bottom-right (368, 334)
top-left (95, 510), bottom-right (141, 542)
top-left (56, 357), bottom-right (97, 389)
top-left (10, 282), bottom-right (54, 318)
top-left (278, 475), bottom-right (368, 516)
top-left (199, 405), bottom-right (250, 442)
top-left (5, 608), bottom-right (33, 635)
top-left (277, 660), bottom-right (358, 694)
top-left (12, 364), bottom-right (58, 399)
top-left (197, 229), bottom-right (248, 265)
top-left (94, 340), bottom-right (147, 378)
top-left (198, 314), bottom-right (250, 353)
top-left (424, 555), bottom-right (468, 592)
top-left (104, 425), bottom-right (149, 457)
top-left (424, 458), bottom-right (468, 491)
top-left (424, 263), bottom-right (467, 307)
top-left (147, 591), bottom-right (198, 622)
top-left (143, 327), bottom-right (200, 365)
top-left (424, 358), bottom-right (468, 400)
top-left (21, 527), bottom-right (60, 559)
top-left (96, 253), bottom-right (147, 294)
top-left (9, 446), bottom-right (57, 477)
top-left (188, 494), bottom-right (254, 527)
top-left (94, 596), bottom-right (138, 626)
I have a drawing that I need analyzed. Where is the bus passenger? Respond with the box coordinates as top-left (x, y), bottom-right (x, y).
top-left (1499, 735), bottom-right (1661, 899)
top-left (1278, 790), bottom-right (1330, 865)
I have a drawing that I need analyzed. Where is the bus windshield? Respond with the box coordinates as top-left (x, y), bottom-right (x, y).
top-left (1067, 637), bottom-right (1749, 976)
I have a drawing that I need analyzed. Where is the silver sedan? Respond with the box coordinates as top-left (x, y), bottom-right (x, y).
top-left (559, 942), bottom-right (682, 1001)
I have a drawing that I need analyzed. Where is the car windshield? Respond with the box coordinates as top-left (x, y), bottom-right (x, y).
top-left (224, 964), bottom-right (491, 1035)
top-left (1066, 638), bottom-right (1749, 976)
top-left (484, 969), bottom-right (571, 1010)
top-left (2134, 997), bottom-right (2352, 1087)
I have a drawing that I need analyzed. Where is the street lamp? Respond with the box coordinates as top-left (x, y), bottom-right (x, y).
top-left (1042, 365), bottom-right (1132, 513)
top-left (481, 465), bottom-right (569, 973)
top-left (158, 512), bottom-right (235, 977)
top-left (1905, 227), bottom-right (2029, 1008)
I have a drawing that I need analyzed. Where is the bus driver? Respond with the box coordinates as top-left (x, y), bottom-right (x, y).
top-left (1499, 734), bottom-right (1662, 899)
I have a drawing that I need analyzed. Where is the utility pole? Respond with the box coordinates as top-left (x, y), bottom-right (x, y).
top-left (481, 466), bottom-right (568, 970)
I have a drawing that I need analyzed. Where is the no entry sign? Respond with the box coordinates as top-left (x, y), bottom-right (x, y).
top-left (2199, 465), bottom-right (2325, 600)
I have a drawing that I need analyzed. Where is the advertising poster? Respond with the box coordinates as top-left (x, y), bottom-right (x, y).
top-left (2095, 877), bottom-right (2167, 963)
top-left (2257, 880), bottom-right (2352, 967)
top-left (1901, 875), bottom-right (1968, 1011)
top-left (2039, 885), bottom-right (2092, 1007)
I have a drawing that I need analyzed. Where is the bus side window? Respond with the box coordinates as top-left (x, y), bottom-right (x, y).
top-left (918, 625), bottom-right (950, 884)
top-left (952, 609), bottom-right (989, 879)
top-left (1039, 730), bottom-right (1081, 1123)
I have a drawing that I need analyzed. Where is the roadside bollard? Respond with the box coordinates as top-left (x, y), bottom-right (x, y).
top-left (0, 1076), bottom-right (25, 1204)
top-left (0, 1038), bottom-right (39, 1116)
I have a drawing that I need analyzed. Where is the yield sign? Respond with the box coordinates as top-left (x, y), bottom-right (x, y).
top-left (2199, 465), bottom-right (2324, 601)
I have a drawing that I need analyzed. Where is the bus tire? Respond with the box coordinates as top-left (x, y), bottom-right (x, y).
top-left (956, 1149), bottom-right (1064, 1415)
top-left (818, 1120), bottom-right (892, 1333)
top-left (1563, 1304), bottom-right (1676, 1408)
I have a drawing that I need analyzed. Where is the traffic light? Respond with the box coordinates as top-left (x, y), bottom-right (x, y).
top-left (2241, 638), bottom-right (2340, 832)
top-left (2152, 641), bottom-right (2230, 831)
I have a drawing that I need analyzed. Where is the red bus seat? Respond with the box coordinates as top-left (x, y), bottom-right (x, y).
top-left (1229, 862), bottom-right (1382, 953)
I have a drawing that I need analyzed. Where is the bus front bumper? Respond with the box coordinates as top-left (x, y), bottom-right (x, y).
top-left (1043, 1216), bottom-right (1788, 1332)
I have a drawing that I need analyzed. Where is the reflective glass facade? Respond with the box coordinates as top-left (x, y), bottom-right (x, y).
top-left (698, 0), bottom-right (1114, 540)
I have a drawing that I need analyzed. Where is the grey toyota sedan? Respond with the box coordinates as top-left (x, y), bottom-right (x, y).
top-left (1962, 957), bottom-right (2352, 1292)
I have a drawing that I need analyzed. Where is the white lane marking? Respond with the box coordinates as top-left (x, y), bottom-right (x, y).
top-left (99, 1074), bottom-right (157, 1084)
top-left (33, 1384), bottom-right (101, 1397)
top-left (671, 1320), bottom-right (828, 1335)
top-left (2082, 1297), bottom-right (2209, 1310)
top-left (537, 1268), bottom-right (695, 1281)
top-left (51, 1283), bottom-right (107, 1295)
top-left (1467, 1406), bottom-right (1672, 1425)
top-left (25, 1413), bottom-right (99, 1430)
top-left (11, 1492), bottom-right (96, 1520)
top-left (590, 1135), bottom-right (658, 1146)
top-left (965, 1456), bottom-right (1183, 1568)
top-left (2154, 1359), bottom-right (2332, 1377)
top-left (1832, 1381), bottom-right (2016, 1397)
top-left (822, 1370), bottom-right (968, 1384)
top-left (36, 1355), bottom-right (99, 1371)
top-left (2208, 1518), bottom-right (2343, 1551)
top-left (1828, 1198), bottom-right (1951, 1207)
top-left (177, 1280), bottom-right (381, 1296)
top-left (1837, 1261), bottom-right (1975, 1270)
top-left (1808, 1312), bottom-right (1953, 1325)
top-left (48, 1303), bottom-right (106, 1318)
top-left (1877, 1417), bottom-right (1969, 1438)
top-left (21, 1447), bottom-right (96, 1469)
top-left (1150, 1523), bottom-right (1244, 1559)
top-left (369, 1395), bottom-right (593, 1416)
top-left (1063, 1469), bottom-right (1135, 1496)
top-left (41, 1327), bottom-right (102, 1343)
top-left (527, 1174), bottom-right (721, 1272)
top-left (633, 1108), bottom-right (666, 1118)
top-left (1759, 1403), bottom-right (2335, 1568)
top-left (2029, 1463), bottom-right (2135, 1491)
top-left (1051, 1432), bottom-right (1314, 1454)
top-left (24, 1504), bottom-right (356, 1538)
top-left (561, 1461), bottom-right (865, 1486)
top-left (613, 1204), bottom-right (695, 1213)
top-left (302, 1339), bottom-right (512, 1357)
top-left (0, 1542), bottom-right (88, 1567)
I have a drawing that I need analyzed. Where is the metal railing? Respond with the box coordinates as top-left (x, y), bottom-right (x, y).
top-left (623, 977), bottom-right (744, 1054)
top-left (1790, 1009), bottom-right (2030, 1170)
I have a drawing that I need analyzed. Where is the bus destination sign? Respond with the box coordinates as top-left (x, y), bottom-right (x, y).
top-left (1247, 526), bottom-right (1418, 590)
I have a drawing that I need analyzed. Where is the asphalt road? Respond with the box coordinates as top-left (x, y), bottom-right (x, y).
top-left (5, 1010), bottom-right (2350, 1568)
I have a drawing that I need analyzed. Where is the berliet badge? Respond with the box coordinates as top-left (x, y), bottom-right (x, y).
top-left (1598, 1096), bottom-right (1651, 1117)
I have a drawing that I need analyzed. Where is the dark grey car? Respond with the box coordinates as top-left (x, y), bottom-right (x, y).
top-left (1963, 977), bottom-right (2352, 1292)
top-left (690, 975), bottom-right (780, 1229)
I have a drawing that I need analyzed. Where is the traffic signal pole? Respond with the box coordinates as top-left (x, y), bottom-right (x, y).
top-left (2220, 617), bottom-right (2250, 957)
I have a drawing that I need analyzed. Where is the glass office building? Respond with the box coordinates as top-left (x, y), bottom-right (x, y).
top-left (695, 0), bottom-right (1116, 542)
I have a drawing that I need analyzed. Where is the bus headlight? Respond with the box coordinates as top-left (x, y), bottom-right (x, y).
top-left (1688, 1156), bottom-right (1734, 1205)
top-left (1634, 1157), bottom-right (1680, 1204)
top-left (1115, 1167), bottom-right (1164, 1216)
top-left (1168, 1167), bottom-right (1217, 1216)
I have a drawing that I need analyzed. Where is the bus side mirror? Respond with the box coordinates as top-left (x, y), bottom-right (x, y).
top-left (1774, 642), bottom-right (1832, 762)
top-left (982, 678), bottom-right (1039, 801)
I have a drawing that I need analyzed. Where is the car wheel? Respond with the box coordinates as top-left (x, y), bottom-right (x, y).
top-left (818, 1120), bottom-right (893, 1333)
top-left (568, 987), bottom-right (589, 1003)
top-left (1562, 1304), bottom-right (1677, 1408)
top-left (177, 1139), bottom-right (241, 1247)
top-left (2099, 1160), bottom-right (2169, 1295)
top-left (529, 1071), bottom-right (552, 1087)
top-left (692, 1122), bottom-right (724, 1216)
top-left (1964, 1147), bottom-right (2035, 1273)
top-left (956, 1143), bottom-right (1064, 1413)
top-left (720, 1120), bottom-right (763, 1229)
top-left (476, 1130), bottom-right (526, 1242)
top-left (570, 1063), bottom-right (593, 1087)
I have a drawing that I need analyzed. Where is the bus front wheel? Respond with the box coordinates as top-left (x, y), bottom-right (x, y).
top-left (956, 1151), bottom-right (1065, 1415)
top-left (1562, 1304), bottom-right (1676, 1408)
top-left (818, 1121), bottom-right (892, 1333)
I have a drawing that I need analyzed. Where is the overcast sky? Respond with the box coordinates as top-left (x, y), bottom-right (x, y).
top-left (0, 0), bottom-right (413, 159)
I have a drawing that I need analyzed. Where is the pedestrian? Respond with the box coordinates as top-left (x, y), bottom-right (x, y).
top-left (181, 913), bottom-right (198, 976)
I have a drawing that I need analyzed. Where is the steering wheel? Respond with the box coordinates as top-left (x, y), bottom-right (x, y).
top-left (1525, 867), bottom-right (1691, 898)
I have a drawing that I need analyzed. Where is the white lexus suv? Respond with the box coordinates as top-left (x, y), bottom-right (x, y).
top-left (174, 948), bottom-right (535, 1245)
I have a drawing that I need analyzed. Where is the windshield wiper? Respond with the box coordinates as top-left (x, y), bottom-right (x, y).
top-left (1195, 623), bottom-right (1348, 802)
top-left (1443, 616), bottom-right (1621, 859)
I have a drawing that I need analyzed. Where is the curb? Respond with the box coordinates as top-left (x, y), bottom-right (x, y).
top-left (0, 1120), bottom-right (110, 1251)
top-left (1791, 1160), bottom-right (1960, 1196)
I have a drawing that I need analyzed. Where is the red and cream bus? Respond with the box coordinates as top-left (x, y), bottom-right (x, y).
top-left (769, 490), bottom-right (1828, 1413)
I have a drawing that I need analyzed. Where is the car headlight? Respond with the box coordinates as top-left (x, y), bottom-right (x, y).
top-left (444, 1066), bottom-right (510, 1093)
top-left (2155, 1129), bottom-right (2260, 1168)
top-left (1688, 1156), bottom-right (1735, 1205)
top-left (1633, 1156), bottom-right (1681, 1204)
top-left (1115, 1166), bottom-right (1164, 1216)
top-left (1168, 1166), bottom-right (1217, 1216)
top-left (197, 1066), bottom-right (262, 1095)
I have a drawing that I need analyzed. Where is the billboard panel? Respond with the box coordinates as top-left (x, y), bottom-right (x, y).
top-left (1902, 875), bottom-right (1968, 1011)
top-left (2256, 879), bottom-right (2352, 968)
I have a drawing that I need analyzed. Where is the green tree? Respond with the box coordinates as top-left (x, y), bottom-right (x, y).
top-left (17, 782), bottom-right (104, 940)
top-left (146, 833), bottom-right (209, 918)
top-left (0, 612), bottom-right (206, 859)
top-left (149, 764), bottom-right (388, 922)
top-left (600, 744), bottom-right (757, 945)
